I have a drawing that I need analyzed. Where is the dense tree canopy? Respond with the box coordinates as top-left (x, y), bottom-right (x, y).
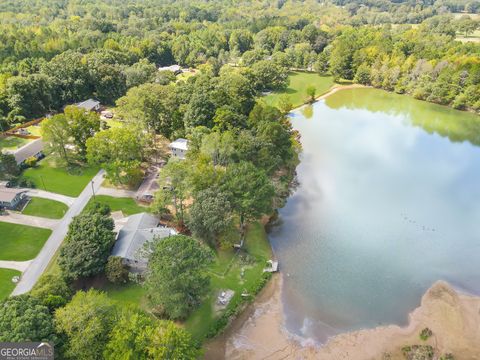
top-left (144, 235), bottom-right (214, 320)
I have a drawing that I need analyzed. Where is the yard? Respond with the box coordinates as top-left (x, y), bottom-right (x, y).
top-left (0, 222), bottom-right (51, 261)
top-left (98, 222), bottom-right (273, 342)
top-left (22, 157), bottom-right (99, 197)
top-left (22, 197), bottom-right (69, 219)
top-left (84, 195), bottom-right (148, 216)
top-left (0, 268), bottom-right (21, 300)
top-left (0, 136), bottom-right (30, 151)
top-left (263, 71), bottom-right (335, 109)
top-left (184, 222), bottom-right (272, 341)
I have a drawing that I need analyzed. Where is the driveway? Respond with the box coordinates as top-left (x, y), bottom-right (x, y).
top-left (0, 212), bottom-right (59, 230)
top-left (97, 187), bottom-right (136, 198)
top-left (25, 189), bottom-right (75, 206)
top-left (0, 260), bottom-right (32, 272)
top-left (12, 170), bottom-right (105, 295)
top-left (136, 164), bottom-right (161, 200)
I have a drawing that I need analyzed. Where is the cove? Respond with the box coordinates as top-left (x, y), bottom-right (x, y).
top-left (268, 88), bottom-right (480, 343)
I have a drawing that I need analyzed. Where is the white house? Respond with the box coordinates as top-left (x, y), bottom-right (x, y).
top-left (169, 138), bottom-right (189, 160)
top-left (111, 213), bottom-right (176, 271)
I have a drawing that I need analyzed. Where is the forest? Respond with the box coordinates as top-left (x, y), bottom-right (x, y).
top-left (0, 1), bottom-right (479, 359)
top-left (0, 0), bottom-right (479, 130)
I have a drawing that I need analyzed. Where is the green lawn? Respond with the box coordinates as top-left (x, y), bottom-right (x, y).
top-left (98, 222), bottom-right (273, 342)
top-left (0, 222), bottom-right (51, 261)
top-left (22, 197), bottom-right (68, 219)
top-left (184, 222), bottom-right (272, 341)
top-left (0, 268), bottom-right (21, 300)
top-left (22, 157), bottom-right (99, 197)
top-left (84, 195), bottom-right (147, 216)
top-left (0, 136), bottom-right (30, 150)
top-left (103, 283), bottom-right (147, 308)
top-left (263, 71), bottom-right (335, 109)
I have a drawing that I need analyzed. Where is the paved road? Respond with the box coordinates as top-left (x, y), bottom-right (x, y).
top-left (12, 170), bottom-right (105, 295)
top-left (0, 260), bottom-right (32, 272)
top-left (0, 212), bottom-right (59, 230)
top-left (26, 189), bottom-right (75, 206)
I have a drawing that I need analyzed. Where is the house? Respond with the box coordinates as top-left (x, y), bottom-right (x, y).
top-left (111, 212), bottom-right (176, 271)
top-left (158, 64), bottom-right (182, 75)
top-left (76, 99), bottom-right (101, 112)
top-left (7, 139), bottom-right (45, 165)
top-left (0, 186), bottom-right (27, 210)
top-left (169, 138), bottom-right (188, 160)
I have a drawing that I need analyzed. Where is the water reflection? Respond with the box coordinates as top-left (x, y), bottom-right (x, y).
top-left (270, 88), bottom-right (480, 343)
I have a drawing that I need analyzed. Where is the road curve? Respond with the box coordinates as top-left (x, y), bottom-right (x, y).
top-left (12, 170), bottom-right (105, 295)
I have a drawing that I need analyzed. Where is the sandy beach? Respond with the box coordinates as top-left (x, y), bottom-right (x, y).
top-left (206, 274), bottom-right (480, 359)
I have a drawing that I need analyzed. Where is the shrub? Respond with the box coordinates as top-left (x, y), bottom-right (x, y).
top-left (419, 327), bottom-right (432, 341)
top-left (24, 156), bottom-right (38, 168)
top-left (31, 274), bottom-right (72, 310)
top-left (105, 256), bottom-right (129, 284)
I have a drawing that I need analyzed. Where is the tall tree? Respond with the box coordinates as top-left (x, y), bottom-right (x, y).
top-left (58, 211), bottom-right (115, 280)
top-left (55, 290), bottom-right (117, 360)
top-left (144, 235), bottom-right (213, 319)
top-left (221, 161), bottom-right (275, 234)
top-left (186, 187), bottom-right (233, 244)
top-left (0, 295), bottom-right (56, 342)
top-left (41, 114), bottom-right (71, 164)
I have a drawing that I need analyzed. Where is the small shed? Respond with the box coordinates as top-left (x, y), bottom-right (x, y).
top-left (169, 138), bottom-right (189, 160)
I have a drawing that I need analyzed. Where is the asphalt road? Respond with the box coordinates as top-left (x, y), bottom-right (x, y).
top-left (12, 170), bottom-right (105, 295)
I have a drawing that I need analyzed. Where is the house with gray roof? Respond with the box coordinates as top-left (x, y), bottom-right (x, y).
top-left (5, 138), bottom-right (45, 165)
top-left (111, 212), bottom-right (175, 271)
top-left (76, 99), bottom-right (101, 112)
top-left (169, 138), bottom-right (189, 159)
top-left (0, 186), bottom-right (27, 210)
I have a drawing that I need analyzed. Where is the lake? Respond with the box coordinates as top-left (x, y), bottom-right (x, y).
top-left (269, 88), bottom-right (480, 343)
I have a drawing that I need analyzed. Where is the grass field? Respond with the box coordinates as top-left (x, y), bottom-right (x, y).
top-left (0, 136), bottom-right (30, 150)
top-left (22, 157), bottom-right (99, 197)
top-left (0, 268), bottom-right (21, 300)
top-left (22, 197), bottom-right (69, 219)
top-left (456, 29), bottom-right (480, 43)
top-left (0, 222), bottom-right (51, 261)
top-left (263, 71), bottom-right (335, 109)
top-left (84, 195), bottom-right (148, 216)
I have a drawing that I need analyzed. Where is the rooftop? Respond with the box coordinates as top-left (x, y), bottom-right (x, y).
top-left (169, 138), bottom-right (188, 151)
top-left (76, 99), bottom-right (100, 111)
top-left (112, 212), bottom-right (174, 262)
top-left (7, 139), bottom-right (44, 164)
top-left (158, 65), bottom-right (182, 72)
top-left (0, 186), bottom-right (25, 203)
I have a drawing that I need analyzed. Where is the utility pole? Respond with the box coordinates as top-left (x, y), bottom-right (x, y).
top-left (91, 180), bottom-right (95, 201)
top-left (40, 175), bottom-right (47, 191)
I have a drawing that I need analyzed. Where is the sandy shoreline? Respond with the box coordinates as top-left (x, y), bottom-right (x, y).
top-left (205, 273), bottom-right (480, 359)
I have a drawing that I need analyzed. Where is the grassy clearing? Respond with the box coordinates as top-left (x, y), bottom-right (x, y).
top-left (263, 71), bottom-right (335, 109)
top-left (456, 29), bottom-right (480, 43)
top-left (0, 222), bottom-right (51, 261)
top-left (22, 157), bottom-right (99, 197)
top-left (22, 197), bottom-right (68, 219)
top-left (0, 268), bottom-right (21, 300)
top-left (84, 195), bottom-right (148, 216)
top-left (0, 136), bottom-right (30, 150)
top-left (184, 222), bottom-right (272, 341)
top-left (103, 283), bottom-right (147, 308)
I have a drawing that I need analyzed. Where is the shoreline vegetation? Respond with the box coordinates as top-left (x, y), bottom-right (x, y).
top-left (211, 275), bottom-right (480, 359)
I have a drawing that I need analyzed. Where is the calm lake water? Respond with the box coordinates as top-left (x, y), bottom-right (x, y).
top-left (269, 88), bottom-right (480, 343)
